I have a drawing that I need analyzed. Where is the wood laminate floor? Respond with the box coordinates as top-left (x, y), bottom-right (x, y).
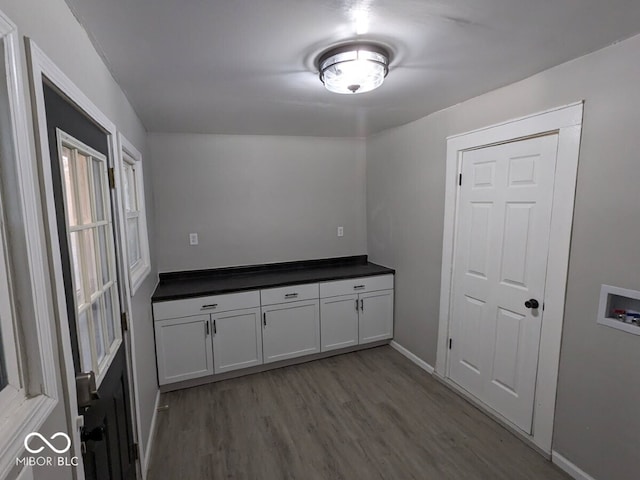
top-left (147, 346), bottom-right (570, 480)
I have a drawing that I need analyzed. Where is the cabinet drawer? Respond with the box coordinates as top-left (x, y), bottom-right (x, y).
top-left (260, 283), bottom-right (319, 306)
top-left (153, 290), bottom-right (260, 321)
top-left (320, 275), bottom-right (394, 298)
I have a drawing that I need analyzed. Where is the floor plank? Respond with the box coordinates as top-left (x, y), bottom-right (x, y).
top-left (147, 346), bottom-right (570, 479)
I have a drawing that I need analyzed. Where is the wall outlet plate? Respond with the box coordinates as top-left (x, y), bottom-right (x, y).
top-left (337, 226), bottom-right (344, 237)
top-left (189, 233), bottom-right (199, 245)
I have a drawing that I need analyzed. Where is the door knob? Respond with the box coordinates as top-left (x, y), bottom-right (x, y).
top-left (525, 299), bottom-right (540, 309)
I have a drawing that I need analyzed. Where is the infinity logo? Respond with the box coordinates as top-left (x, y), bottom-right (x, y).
top-left (24, 432), bottom-right (72, 454)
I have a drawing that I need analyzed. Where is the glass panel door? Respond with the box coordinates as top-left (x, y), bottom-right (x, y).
top-left (57, 130), bottom-right (121, 383)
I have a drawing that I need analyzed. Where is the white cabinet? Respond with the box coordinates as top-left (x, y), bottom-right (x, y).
top-left (359, 290), bottom-right (394, 344)
top-left (320, 294), bottom-right (359, 351)
top-left (153, 274), bottom-right (393, 386)
top-left (320, 274), bottom-right (394, 349)
top-left (262, 299), bottom-right (320, 364)
top-left (155, 314), bottom-right (213, 385)
top-left (153, 291), bottom-right (262, 385)
top-left (212, 307), bottom-right (263, 374)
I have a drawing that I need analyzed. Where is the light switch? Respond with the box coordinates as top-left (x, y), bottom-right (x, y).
top-left (337, 226), bottom-right (344, 237)
top-left (189, 233), bottom-right (199, 245)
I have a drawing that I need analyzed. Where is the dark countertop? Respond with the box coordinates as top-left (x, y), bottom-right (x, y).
top-left (152, 255), bottom-right (395, 302)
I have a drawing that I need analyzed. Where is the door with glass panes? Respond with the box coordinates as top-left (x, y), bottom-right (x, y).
top-left (44, 84), bottom-right (135, 480)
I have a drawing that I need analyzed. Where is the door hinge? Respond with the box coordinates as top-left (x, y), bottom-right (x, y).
top-left (108, 167), bottom-right (115, 190)
top-left (131, 442), bottom-right (140, 461)
top-left (458, 173), bottom-right (462, 186)
top-left (449, 338), bottom-right (453, 349)
top-left (121, 312), bottom-right (129, 332)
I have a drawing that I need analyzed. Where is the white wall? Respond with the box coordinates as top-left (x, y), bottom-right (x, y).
top-left (367, 33), bottom-right (640, 480)
top-left (149, 133), bottom-right (367, 272)
top-left (0, 0), bottom-right (158, 478)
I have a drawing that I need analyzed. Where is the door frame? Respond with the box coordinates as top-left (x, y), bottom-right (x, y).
top-left (435, 102), bottom-right (584, 454)
top-left (26, 39), bottom-right (143, 478)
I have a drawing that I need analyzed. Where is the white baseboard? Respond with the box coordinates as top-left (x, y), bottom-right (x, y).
top-left (552, 451), bottom-right (598, 480)
top-left (143, 390), bottom-right (161, 478)
top-left (390, 341), bottom-right (435, 374)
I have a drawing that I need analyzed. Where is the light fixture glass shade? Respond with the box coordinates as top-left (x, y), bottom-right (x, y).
top-left (319, 45), bottom-right (389, 94)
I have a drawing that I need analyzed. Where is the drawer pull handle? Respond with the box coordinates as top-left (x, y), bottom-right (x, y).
top-left (353, 285), bottom-right (365, 290)
top-left (201, 304), bottom-right (218, 310)
top-left (284, 293), bottom-right (299, 298)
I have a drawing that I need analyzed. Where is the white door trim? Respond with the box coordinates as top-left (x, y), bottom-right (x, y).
top-left (435, 102), bottom-right (584, 453)
top-left (26, 39), bottom-right (144, 478)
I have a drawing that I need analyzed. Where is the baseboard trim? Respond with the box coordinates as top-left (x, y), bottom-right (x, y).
top-left (390, 341), bottom-right (435, 374)
top-left (552, 452), bottom-right (597, 480)
top-left (143, 390), bottom-right (161, 478)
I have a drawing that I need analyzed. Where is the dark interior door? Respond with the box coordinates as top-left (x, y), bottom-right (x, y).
top-left (44, 82), bottom-right (136, 480)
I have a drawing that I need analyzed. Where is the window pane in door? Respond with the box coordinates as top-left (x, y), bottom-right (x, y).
top-left (104, 288), bottom-right (115, 346)
top-left (97, 226), bottom-right (110, 287)
top-left (77, 309), bottom-right (93, 372)
top-left (82, 229), bottom-right (99, 295)
top-left (92, 158), bottom-right (105, 222)
top-left (127, 218), bottom-right (140, 267)
top-left (76, 152), bottom-right (93, 225)
top-left (92, 300), bottom-right (105, 363)
top-left (61, 147), bottom-right (78, 227)
top-left (69, 232), bottom-right (85, 306)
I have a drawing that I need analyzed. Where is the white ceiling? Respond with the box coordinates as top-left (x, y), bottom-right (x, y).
top-left (65, 0), bottom-right (640, 137)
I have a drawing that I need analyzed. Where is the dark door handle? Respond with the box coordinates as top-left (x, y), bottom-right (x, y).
top-left (525, 299), bottom-right (539, 309)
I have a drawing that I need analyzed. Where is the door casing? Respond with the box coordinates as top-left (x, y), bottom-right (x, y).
top-left (436, 102), bottom-right (584, 454)
top-left (27, 39), bottom-right (144, 479)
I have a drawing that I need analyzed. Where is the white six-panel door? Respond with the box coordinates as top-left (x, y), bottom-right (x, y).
top-left (448, 134), bottom-right (559, 433)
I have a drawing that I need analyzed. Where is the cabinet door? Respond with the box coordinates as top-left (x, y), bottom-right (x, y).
top-left (212, 308), bottom-right (263, 374)
top-left (262, 300), bottom-right (320, 364)
top-left (154, 315), bottom-right (213, 385)
top-left (359, 290), bottom-right (394, 344)
top-left (320, 294), bottom-right (359, 352)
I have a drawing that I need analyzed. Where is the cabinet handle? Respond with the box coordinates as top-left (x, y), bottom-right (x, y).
top-left (360, 299), bottom-right (364, 311)
top-left (205, 320), bottom-right (210, 336)
top-left (201, 304), bottom-right (218, 310)
top-left (355, 299), bottom-right (359, 311)
top-left (353, 285), bottom-right (365, 290)
top-left (213, 319), bottom-right (217, 335)
top-left (263, 312), bottom-right (266, 327)
top-left (284, 293), bottom-right (298, 299)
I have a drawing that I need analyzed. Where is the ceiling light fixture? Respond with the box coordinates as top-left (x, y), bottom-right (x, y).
top-left (318, 43), bottom-right (390, 95)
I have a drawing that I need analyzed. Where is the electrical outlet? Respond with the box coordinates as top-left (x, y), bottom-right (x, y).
top-left (189, 233), bottom-right (199, 246)
top-left (337, 226), bottom-right (344, 237)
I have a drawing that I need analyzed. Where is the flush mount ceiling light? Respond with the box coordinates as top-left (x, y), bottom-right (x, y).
top-left (318, 43), bottom-right (390, 94)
